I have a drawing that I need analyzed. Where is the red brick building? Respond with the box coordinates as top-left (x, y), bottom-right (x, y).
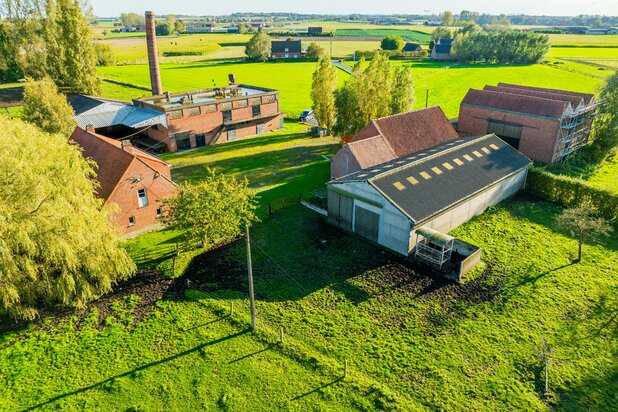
top-left (331, 107), bottom-right (460, 178)
top-left (457, 83), bottom-right (596, 163)
top-left (132, 85), bottom-right (284, 152)
top-left (71, 127), bottom-right (176, 237)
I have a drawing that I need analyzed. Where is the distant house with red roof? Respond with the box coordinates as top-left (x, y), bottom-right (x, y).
top-left (71, 126), bottom-right (177, 237)
top-left (331, 107), bottom-right (460, 179)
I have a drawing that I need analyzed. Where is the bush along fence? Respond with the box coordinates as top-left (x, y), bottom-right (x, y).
top-left (526, 167), bottom-right (618, 220)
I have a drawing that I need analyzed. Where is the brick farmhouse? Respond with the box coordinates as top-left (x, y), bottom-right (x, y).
top-left (271, 40), bottom-right (302, 59)
top-left (457, 83), bottom-right (596, 163)
top-left (71, 127), bottom-right (176, 237)
top-left (331, 107), bottom-right (460, 179)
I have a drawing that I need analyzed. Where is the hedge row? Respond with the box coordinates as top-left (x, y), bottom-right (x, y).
top-left (354, 50), bottom-right (428, 60)
top-left (526, 167), bottom-right (618, 220)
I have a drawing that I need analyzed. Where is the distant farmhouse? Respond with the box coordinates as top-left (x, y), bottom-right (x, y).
top-left (271, 40), bottom-right (302, 59)
top-left (431, 38), bottom-right (453, 60)
top-left (308, 26), bottom-right (323, 35)
top-left (457, 83), bottom-right (596, 163)
top-left (71, 127), bottom-right (176, 236)
top-left (185, 23), bottom-right (213, 33)
top-left (328, 134), bottom-right (531, 256)
top-left (402, 43), bottom-right (423, 53)
top-left (331, 107), bottom-right (459, 179)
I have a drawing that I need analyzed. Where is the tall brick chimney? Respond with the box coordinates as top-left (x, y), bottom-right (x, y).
top-left (145, 11), bottom-right (163, 96)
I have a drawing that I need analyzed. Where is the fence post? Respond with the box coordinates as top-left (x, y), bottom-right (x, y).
top-left (230, 301), bottom-right (234, 316)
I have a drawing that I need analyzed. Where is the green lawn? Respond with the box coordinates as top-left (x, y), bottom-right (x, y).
top-left (549, 47), bottom-right (618, 59)
top-left (4, 196), bottom-right (615, 410)
top-left (548, 34), bottom-right (618, 46)
top-left (99, 62), bottom-right (349, 118)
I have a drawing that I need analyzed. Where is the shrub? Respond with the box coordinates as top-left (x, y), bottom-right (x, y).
top-left (526, 167), bottom-right (618, 220)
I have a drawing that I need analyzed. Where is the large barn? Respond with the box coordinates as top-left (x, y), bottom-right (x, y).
top-left (330, 107), bottom-right (460, 179)
top-left (327, 134), bottom-right (531, 256)
top-left (457, 83), bottom-right (597, 163)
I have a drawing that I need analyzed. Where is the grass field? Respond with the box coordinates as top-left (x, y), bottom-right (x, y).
top-left (549, 47), bottom-right (618, 59)
top-left (100, 33), bottom-right (252, 64)
top-left (546, 154), bottom-right (618, 193)
top-left (3, 196), bottom-right (616, 410)
top-left (335, 29), bottom-right (431, 43)
top-left (98, 60), bottom-right (604, 120)
top-left (99, 62), bottom-right (350, 118)
top-left (548, 34), bottom-right (618, 46)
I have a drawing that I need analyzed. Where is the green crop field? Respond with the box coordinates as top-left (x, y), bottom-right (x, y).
top-left (549, 47), bottom-right (618, 59)
top-left (548, 34), bottom-right (618, 46)
top-left (313, 40), bottom-right (383, 58)
top-left (100, 33), bottom-right (252, 64)
top-left (335, 29), bottom-right (431, 43)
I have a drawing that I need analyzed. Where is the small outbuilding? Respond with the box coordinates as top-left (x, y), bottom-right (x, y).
top-left (327, 134), bottom-right (532, 256)
top-left (431, 38), bottom-right (453, 60)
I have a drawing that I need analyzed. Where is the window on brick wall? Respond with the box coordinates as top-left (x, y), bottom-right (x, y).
top-left (137, 189), bottom-right (149, 207)
top-left (169, 110), bottom-right (183, 120)
top-left (128, 216), bottom-right (135, 226)
top-left (222, 110), bottom-right (232, 122)
top-left (156, 208), bottom-right (163, 217)
top-left (487, 119), bottom-right (522, 149)
top-left (252, 105), bottom-right (261, 117)
top-left (188, 106), bottom-right (200, 117)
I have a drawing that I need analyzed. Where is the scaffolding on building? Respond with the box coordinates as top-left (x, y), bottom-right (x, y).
top-left (555, 98), bottom-right (600, 162)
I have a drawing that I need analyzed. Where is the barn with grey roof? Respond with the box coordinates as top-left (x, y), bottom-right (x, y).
top-left (327, 134), bottom-right (531, 256)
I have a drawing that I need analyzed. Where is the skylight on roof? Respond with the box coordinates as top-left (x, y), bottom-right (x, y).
top-left (442, 162), bottom-right (454, 170)
top-left (473, 151), bottom-right (483, 158)
top-left (490, 144), bottom-right (500, 150)
top-left (407, 176), bottom-right (419, 185)
top-left (453, 158), bottom-right (464, 166)
top-left (393, 181), bottom-right (406, 191)
top-left (431, 167), bottom-right (443, 175)
top-left (481, 147), bottom-right (491, 154)
top-left (420, 171), bottom-right (432, 180)
top-left (464, 154), bottom-right (474, 162)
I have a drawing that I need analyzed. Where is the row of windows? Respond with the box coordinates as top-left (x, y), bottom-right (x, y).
top-left (168, 96), bottom-right (277, 120)
top-left (222, 106), bottom-right (262, 122)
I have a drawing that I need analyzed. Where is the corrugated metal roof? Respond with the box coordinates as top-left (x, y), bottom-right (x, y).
top-left (330, 134), bottom-right (532, 224)
top-left (73, 102), bottom-right (167, 129)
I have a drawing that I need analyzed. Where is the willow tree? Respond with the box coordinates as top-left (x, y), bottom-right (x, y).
top-left (22, 77), bottom-right (75, 136)
top-left (0, 117), bottom-right (136, 320)
top-left (310, 56), bottom-right (338, 131)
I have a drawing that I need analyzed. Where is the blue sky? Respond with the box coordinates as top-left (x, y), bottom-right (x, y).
top-left (91, 1), bottom-right (618, 18)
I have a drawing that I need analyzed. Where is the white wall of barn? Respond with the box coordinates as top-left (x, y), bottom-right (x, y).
top-left (328, 181), bottom-right (411, 256)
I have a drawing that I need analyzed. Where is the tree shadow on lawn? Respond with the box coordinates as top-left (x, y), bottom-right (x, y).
top-left (21, 328), bottom-right (250, 411)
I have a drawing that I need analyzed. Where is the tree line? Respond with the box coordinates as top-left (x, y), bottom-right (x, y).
top-left (310, 53), bottom-right (414, 136)
top-left (0, 0), bottom-right (99, 94)
top-left (451, 29), bottom-right (550, 64)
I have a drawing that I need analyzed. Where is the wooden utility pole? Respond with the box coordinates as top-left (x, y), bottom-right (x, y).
top-left (246, 225), bottom-right (256, 330)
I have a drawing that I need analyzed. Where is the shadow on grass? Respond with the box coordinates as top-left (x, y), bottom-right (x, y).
top-left (22, 328), bottom-right (250, 411)
top-left (291, 377), bottom-right (344, 401)
top-left (228, 343), bottom-right (280, 364)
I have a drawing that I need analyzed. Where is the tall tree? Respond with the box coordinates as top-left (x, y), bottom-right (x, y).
top-left (161, 169), bottom-right (258, 249)
top-left (440, 11), bottom-right (455, 26)
top-left (390, 65), bottom-right (414, 114)
top-left (590, 71), bottom-right (618, 161)
top-left (0, 116), bottom-right (136, 320)
top-left (119, 12), bottom-right (144, 27)
top-left (22, 77), bottom-right (75, 136)
top-left (245, 29), bottom-right (271, 62)
top-left (556, 202), bottom-right (613, 262)
top-left (305, 42), bottom-right (325, 58)
top-left (45, 0), bottom-right (100, 94)
top-left (381, 35), bottom-right (404, 50)
top-left (357, 52), bottom-right (392, 123)
top-left (310, 56), bottom-right (338, 131)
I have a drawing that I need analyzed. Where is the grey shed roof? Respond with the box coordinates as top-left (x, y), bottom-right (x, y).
top-left (330, 134), bottom-right (531, 224)
top-left (72, 100), bottom-right (167, 129)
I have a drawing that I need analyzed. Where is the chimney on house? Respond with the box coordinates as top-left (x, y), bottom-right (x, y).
top-left (121, 139), bottom-right (133, 150)
top-left (86, 124), bottom-right (95, 133)
top-left (145, 11), bottom-right (163, 96)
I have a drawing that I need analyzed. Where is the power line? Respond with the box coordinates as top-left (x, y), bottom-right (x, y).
top-left (250, 238), bottom-right (309, 295)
